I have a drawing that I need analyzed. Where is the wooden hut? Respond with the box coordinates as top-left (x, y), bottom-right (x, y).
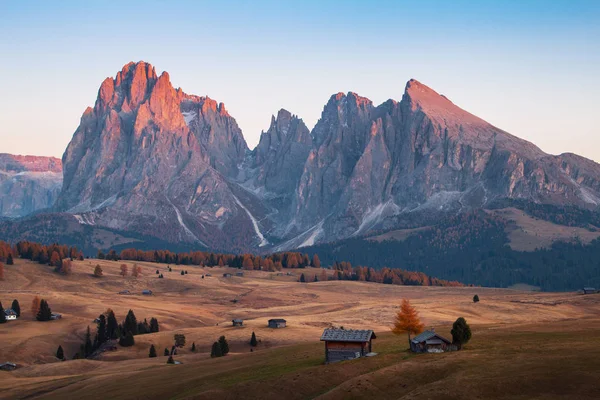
top-left (410, 329), bottom-right (452, 353)
top-left (268, 319), bottom-right (286, 328)
top-left (583, 287), bottom-right (598, 294)
top-left (320, 328), bottom-right (376, 363)
top-left (232, 319), bottom-right (243, 327)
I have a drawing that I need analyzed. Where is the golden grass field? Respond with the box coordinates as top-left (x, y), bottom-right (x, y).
top-left (1, 259), bottom-right (599, 399)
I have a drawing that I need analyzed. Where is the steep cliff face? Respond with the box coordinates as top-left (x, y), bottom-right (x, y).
top-left (12, 62), bottom-right (600, 252)
top-left (0, 154), bottom-right (62, 218)
top-left (282, 80), bottom-right (600, 245)
top-left (55, 61), bottom-right (265, 251)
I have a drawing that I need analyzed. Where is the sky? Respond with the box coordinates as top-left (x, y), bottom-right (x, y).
top-left (1, 0), bottom-right (599, 161)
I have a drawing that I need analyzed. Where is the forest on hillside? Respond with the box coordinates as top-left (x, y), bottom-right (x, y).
top-left (302, 211), bottom-right (600, 291)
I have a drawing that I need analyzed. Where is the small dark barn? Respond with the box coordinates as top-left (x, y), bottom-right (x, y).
top-left (583, 287), bottom-right (598, 295)
top-left (410, 330), bottom-right (452, 353)
top-left (268, 318), bottom-right (286, 328)
top-left (236, 271), bottom-right (244, 277)
top-left (223, 273), bottom-right (232, 278)
top-left (320, 328), bottom-right (376, 363)
top-left (232, 318), bottom-right (243, 327)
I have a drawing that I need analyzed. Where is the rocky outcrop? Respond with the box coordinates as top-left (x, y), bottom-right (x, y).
top-left (0, 154), bottom-right (62, 218)
top-left (282, 79), bottom-right (600, 245)
top-left (55, 61), bottom-right (262, 251)
top-left (11, 62), bottom-right (600, 252)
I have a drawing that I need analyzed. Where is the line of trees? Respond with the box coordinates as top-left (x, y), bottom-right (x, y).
top-left (5, 238), bottom-right (461, 288)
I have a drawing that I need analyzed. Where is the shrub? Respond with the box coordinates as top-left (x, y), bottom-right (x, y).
top-left (167, 355), bottom-right (175, 364)
top-left (473, 294), bottom-right (479, 303)
top-left (174, 334), bottom-right (186, 348)
top-left (93, 265), bottom-right (103, 277)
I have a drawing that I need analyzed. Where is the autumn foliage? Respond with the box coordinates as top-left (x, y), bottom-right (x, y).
top-left (392, 299), bottom-right (424, 344)
top-left (31, 295), bottom-right (41, 316)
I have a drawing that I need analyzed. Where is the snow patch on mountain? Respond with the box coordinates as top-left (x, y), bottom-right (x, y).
top-left (299, 221), bottom-right (324, 248)
top-left (233, 195), bottom-right (269, 247)
top-left (181, 111), bottom-right (197, 125)
top-left (354, 201), bottom-right (400, 236)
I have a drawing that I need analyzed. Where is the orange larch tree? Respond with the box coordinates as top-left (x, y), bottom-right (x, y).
top-left (392, 299), bottom-right (425, 345)
top-left (31, 295), bottom-right (41, 317)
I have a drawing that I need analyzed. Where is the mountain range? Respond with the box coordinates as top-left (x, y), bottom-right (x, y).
top-left (2, 61), bottom-right (600, 256)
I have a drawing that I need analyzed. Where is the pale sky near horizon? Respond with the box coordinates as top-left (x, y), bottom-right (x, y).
top-left (1, 1), bottom-right (599, 161)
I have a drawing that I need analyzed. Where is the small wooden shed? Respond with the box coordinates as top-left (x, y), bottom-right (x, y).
top-left (236, 271), bottom-right (244, 277)
top-left (223, 273), bottom-right (232, 278)
top-left (268, 318), bottom-right (286, 328)
top-left (232, 318), bottom-right (243, 327)
top-left (583, 287), bottom-right (598, 294)
top-left (4, 309), bottom-right (17, 321)
top-left (410, 329), bottom-right (452, 353)
top-left (0, 362), bottom-right (17, 371)
top-left (320, 329), bottom-right (376, 363)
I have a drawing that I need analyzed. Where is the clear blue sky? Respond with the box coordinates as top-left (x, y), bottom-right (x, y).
top-left (1, 0), bottom-right (599, 161)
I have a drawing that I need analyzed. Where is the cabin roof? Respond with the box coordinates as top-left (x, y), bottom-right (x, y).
top-left (232, 318), bottom-right (243, 322)
top-left (583, 287), bottom-right (596, 291)
top-left (269, 318), bottom-right (286, 323)
top-left (320, 328), bottom-right (376, 343)
top-left (4, 309), bottom-right (16, 316)
top-left (411, 330), bottom-right (451, 344)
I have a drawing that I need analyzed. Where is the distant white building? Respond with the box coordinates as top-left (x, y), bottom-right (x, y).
top-left (4, 309), bottom-right (17, 321)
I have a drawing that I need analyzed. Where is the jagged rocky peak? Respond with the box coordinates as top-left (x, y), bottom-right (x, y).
top-left (251, 108), bottom-right (312, 197)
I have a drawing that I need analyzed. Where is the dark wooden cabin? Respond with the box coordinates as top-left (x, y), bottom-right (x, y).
top-left (232, 318), bottom-right (243, 327)
top-left (410, 329), bottom-right (452, 353)
top-left (268, 318), bottom-right (286, 328)
top-left (320, 328), bottom-right (376, 363)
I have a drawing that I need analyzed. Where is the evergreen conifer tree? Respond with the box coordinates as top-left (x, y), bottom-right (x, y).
top-left (124, 309), bottom-right (138, 335)
top-left (218, 335), bottom-right (229, 355)
top-left (211, 341), bottom-right (223, 358)
top-left (106, 309), bottom-right (118, 339)
top-left (36, 299), bottom-right (52, 321)
top-left (11, 299), bottom-right (20, 317)
top-left (149, 344), bottom-right (157, 358)
top-left (250, 332), bottom-right (257, 347)
top-left (6, 254), bottom-right (14, 265)
top-left (84, 326), bottom-right (93, 357)
top-left (96, 314), bottom-right (107, 345)
top-left (0, 302), bottom-right (6, 324)
top-left (56, 345), bottom-right (64, 360)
